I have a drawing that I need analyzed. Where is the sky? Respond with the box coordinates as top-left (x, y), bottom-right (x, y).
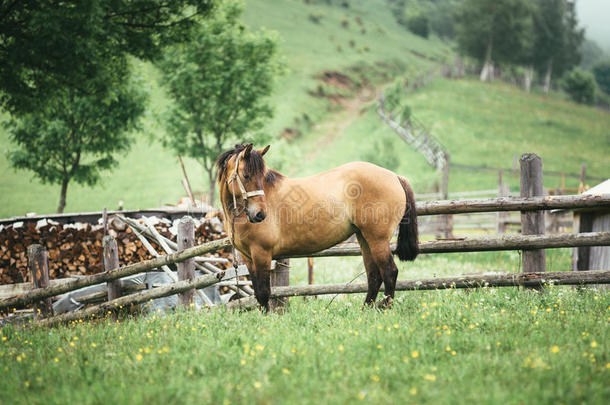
top-left (576, 0), bottom-right (610, 52)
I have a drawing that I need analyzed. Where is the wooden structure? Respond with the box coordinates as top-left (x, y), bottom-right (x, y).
top-left (572, 180), bottom-right (610, 272)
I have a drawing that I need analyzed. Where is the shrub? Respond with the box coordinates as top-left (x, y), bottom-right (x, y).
top-left (560, 69), bottom-right (596, 105)
top-left (406, 15), bottom-right (429, 38)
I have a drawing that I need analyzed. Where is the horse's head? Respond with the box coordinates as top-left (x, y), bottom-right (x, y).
top-left (216, 143), bottom-right (271, 223)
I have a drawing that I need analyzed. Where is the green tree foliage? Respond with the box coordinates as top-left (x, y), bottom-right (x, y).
top-left (531, 0), bottom-right (583, 91)
top-left (592, 61), bottom-right (610, 94)
top-left (157, 1), bottom-right (282, 202)
top-left (560, 69), bottom-right (596, 105)
top-left (6, 82), bottom-right (146, 213)
top-left (455, 0), bottom-right (533, 80)
top-left (406, 14), bottom-right (429, 38)
top-left (0, 0), bottom-right (214, 115)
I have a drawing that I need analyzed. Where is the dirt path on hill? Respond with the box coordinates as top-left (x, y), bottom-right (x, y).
top-left (302, 85), bottom-right (377, 162)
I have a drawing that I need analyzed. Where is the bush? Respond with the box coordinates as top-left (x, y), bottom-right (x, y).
top-left (560, 69), bottom-right (596, 105)
top-left (406, 14), bottom-right (429, 38)
top-left (592, 60), bottom-right (610, 95)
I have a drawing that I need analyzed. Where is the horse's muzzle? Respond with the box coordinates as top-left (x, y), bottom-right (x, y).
top-left (248, 211), bottom-right (267, 223)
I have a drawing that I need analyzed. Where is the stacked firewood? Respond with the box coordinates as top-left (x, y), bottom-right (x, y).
top-left (0, 216), bottom-right (229, 285)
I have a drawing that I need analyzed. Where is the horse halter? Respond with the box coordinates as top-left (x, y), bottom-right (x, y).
top-left (226, 150), bottom-right (265, 214)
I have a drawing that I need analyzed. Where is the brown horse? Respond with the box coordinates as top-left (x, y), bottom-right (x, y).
top-left (216, 143), bottom-right (418, 310)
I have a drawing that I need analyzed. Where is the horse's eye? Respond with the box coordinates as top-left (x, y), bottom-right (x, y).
top-left (243, 174), bottom-right (250, 180)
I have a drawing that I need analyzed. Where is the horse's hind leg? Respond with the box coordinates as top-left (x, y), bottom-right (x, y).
top-left (365, 236), bottom-right (399, 309)
top-left (356, 232), bottom-right (382, 308)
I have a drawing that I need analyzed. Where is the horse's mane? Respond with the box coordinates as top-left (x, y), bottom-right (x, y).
top-left (216, 144), bottom-right (284, 187)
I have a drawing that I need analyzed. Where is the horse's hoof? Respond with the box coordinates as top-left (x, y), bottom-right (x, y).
top-left (375, 296), bottom-right (394, 310)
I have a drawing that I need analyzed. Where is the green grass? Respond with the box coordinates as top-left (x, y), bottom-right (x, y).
top-left (1, 284), bottom-right (608, 404)
top-left (284, 78), bottom-right (610, 194)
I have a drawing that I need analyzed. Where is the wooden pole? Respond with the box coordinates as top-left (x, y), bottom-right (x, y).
top-left (416, 194), bottom-right (610, 216)
top-left (27, 245), bottom-right (53, 317)
top-left (177, 216), bottom-right (195, 307)
top-left (225, 270), bottom-right (610, 310)
top-left (103, 236), bottom-right (121, 301)
top-left (102, 207), bottom-right (108, 237)
top-left (280, 232), bottom-right (610, 258)
top-left (178, 154), bottom-right (196, 205)
top-left (520, 153), bottom-right (546, 273)
top-left (578, 163), bottom-right (587, 193)
top-left (308, 257), bottom-right (314, 285)
top-left (270, 259), bottom-right (290, 311)
top-left (36, 272), bottom-right (224, 328)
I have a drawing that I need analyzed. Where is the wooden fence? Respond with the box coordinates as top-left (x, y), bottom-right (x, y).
top-left (1, 154), bottom-right (609, 326)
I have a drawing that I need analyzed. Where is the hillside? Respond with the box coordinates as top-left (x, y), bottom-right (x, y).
top-left (0, 0), bottom-right (608, 219)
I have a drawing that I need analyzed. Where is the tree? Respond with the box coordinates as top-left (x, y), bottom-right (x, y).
top-left (455, 0), bottom-right (534, 82)
top-left (407, 15), bottom-right (429, 38)
top-left (0, 0), bottom-right (215, 115)
top-left (157, 1), bottom-right (282, 203)
top-left (592, 61), bottom-right (610, 95)
top-left (531, 0), bottom-right (584, 93)
top-left (6, 81), bottom-right (146, 213)
top-left (560, 69), bottom-right (596, 105)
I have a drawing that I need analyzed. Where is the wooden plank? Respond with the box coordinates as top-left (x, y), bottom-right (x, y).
top-left (27, 245), bottom-right (53, 317)
top-left (520, 153), bottom-right (546, 274)
top-left (177, 217), bottom-right (195, 307)
top-left (103, 236), bottom-right (121, 301)
top-left (270, 259), bottom-right (290, 311)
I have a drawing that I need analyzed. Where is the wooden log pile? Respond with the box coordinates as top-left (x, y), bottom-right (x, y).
top-left (0, 216), bottom-right (230, 285)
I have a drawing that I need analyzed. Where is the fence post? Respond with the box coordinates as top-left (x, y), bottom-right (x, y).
top-left (27, 244), bottom-right (53, 317)
top-left (270, 259), bottom-right (290, 311)
top-left (308, 257), bottom-right (314, 285)
top-left (103, 236), bottom-right (121, 301)
top-left (520, 154), bottom-right (546, 274)
top-left (578, 163), bottom-right (586, 193)
top-left (177, 216), bottom-right (195, 307)
top-left (441, 152), bottom-right (454, 238)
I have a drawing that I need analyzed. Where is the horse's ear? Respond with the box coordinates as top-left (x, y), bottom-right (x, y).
top-left (243, 143), bottom-right (253, 158)
top-left (259, 145), bottom-right (270, 156)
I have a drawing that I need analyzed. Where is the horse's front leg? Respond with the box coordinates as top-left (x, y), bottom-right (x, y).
top-left (250, 247), bottom-right (272, 312)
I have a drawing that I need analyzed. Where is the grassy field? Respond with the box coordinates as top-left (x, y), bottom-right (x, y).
top-left (1, 282), bottom-right (607, 404)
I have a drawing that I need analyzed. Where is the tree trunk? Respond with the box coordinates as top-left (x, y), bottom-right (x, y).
top-left (543, 59), bottom-right (553, 94)
top-left (207, 168), bottom-right (215, 204)
top-left (480, 37), bottom-right (494, 82)
top-left (524, 65), bottom-right (534, 93)
top-left (57, 178), bottom-right (69, 213)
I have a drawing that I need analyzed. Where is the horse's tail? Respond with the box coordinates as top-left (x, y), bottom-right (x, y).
top-left (396, 176), bottom-right (419, 261)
